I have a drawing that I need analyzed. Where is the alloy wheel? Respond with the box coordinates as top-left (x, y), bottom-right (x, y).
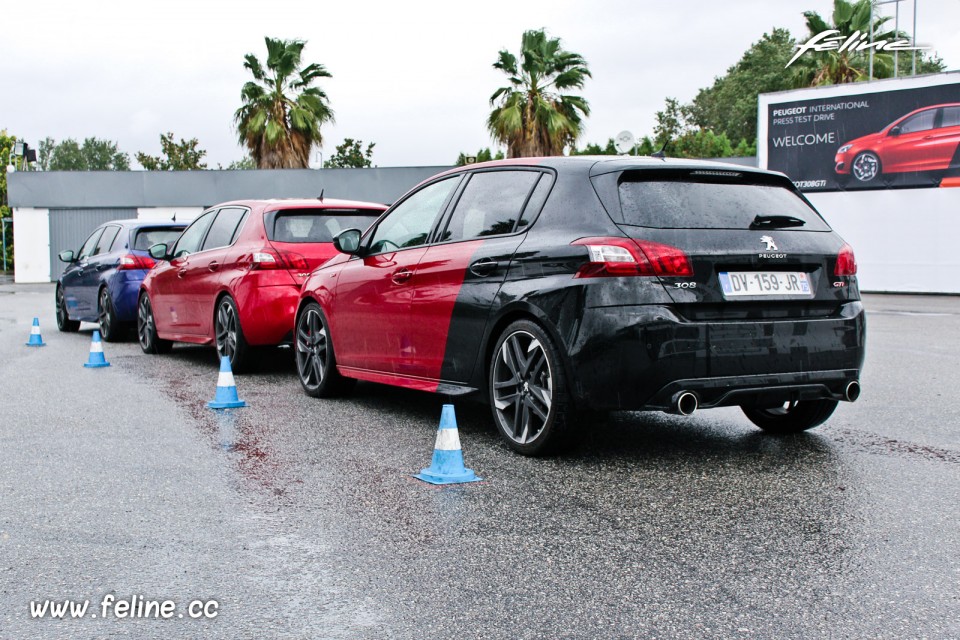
top-left (98, 289), bottom-right (113, 337)
top-left (492, 330), bottom-right (554, 445)
top-left (852, 152), bottom-right (879, 182)
top-left (296, 307), bottom-right (328, 392)
top-left (215, 300), bottom-right (238, 361)
top-left (137, 296), bottom-right (153, 349)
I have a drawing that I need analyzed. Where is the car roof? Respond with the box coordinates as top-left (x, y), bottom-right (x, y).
top-left (100, 219), bottom-right (187, 229)
top-left (429, 155), bottom-right (785, 181)
top-left (212, 198), bottom-right (388, 211)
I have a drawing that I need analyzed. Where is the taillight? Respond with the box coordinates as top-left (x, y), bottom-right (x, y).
top-left (834, 243), bottom-right (857, 276)
top-left (118, 254), bottom-right (156, 270)
top-left (250, 250), bottom-right (309, 271)
top-left (572, 237), bottom-right (693, 278)
top-left (251, 251), bottom-right (282, 270)
top-left (281, 252), bottom-right (309, 270)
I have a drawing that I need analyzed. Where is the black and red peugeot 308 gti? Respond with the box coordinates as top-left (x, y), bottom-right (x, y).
top-left (295, 157), bottom-right (865, 455)
top-left (138, 198), bottom-right (386, 371)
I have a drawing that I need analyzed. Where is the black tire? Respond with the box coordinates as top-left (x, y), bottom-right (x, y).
top-left (489, 319), bottom-right (578, 456)
top-left (214, 295), bottom-right (251, 372)
top-left (98, 287), bottom-right (122, 342)
top-left (741, 399), bottom-right (839, 434)
top-left (137, 293), bottom-right (172, 354)
top-left (851, 151), bottom-right (881, 183)
top-left (294, 302), bottom-right (355, 397)
top-left (55, 285), bottom-right (80, 332)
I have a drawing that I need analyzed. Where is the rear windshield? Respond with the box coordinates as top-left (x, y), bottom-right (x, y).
top-left (618, 172), bottom-right (830, 231)
top-left (269, 209), bottom-right (382, 243)
top-left (134, 227), bottom-right (186, 250)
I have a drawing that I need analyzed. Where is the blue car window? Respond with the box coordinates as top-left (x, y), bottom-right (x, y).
top-left (77, 228), bottom-right (104, 260)
top-left (94, 225), bottom-right (121, 256)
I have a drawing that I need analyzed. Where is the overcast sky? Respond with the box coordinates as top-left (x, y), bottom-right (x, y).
top-left (3, 0), bottom-right (958, 169)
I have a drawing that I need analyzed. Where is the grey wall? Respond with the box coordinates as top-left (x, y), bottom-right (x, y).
top-left (48, 208), bottom-right (137, 280)
top-left (8, 167), bottom-right (453, 209)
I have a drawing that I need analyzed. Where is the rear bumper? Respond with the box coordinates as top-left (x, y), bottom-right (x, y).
top-left (567, 301), bottom-right (866, 411)
top-left (236, 284), bottom-right (300, 345)
top-left (110, 271), bottom-right (148, 322)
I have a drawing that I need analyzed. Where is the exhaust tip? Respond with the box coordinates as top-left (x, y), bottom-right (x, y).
top-left (672, 391), bottom-right (699, 416)
top-left (845, 381), bottom-right (861, 403)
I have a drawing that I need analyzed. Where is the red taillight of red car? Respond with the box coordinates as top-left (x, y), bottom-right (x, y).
top-left (118, 254), bottom-right (156, 270)
top-left (572, 237), bottom-right (693, 278)
top-left (250, 250), bottom-right (309, 271)
top-left (834, 243), bottom-right (857, 276)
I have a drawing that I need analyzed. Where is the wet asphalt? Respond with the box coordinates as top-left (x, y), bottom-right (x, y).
top-left (0, 283), bottom-right (958, 639)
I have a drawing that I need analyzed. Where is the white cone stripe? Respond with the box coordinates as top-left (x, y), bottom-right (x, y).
top-left (90, 342), bottom-right (103, 353)
top-left (434, 427), bottom-right (462, 451)
top-left (31, 326), bottom-right (41, 335)
top-left (217, 371), bottom-right (236, 387)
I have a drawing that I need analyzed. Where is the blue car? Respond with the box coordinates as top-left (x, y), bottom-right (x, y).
top-left (56, 219), bottom-right (187, 341)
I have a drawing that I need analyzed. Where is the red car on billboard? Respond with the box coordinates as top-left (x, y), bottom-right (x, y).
top-left (835, 103), bottom-right (960, 183)
top-left (137, 198), bottom-right (387, 371)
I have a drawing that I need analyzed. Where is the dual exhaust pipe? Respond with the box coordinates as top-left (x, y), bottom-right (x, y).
top-left (668, 380), bottom-right (861, 416)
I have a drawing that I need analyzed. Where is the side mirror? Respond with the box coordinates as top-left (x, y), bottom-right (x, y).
top-left (148, 243), bottom-right (169, 260)
top-left (333, 228), bottom-right (363, 255)
top-left (58, 250), bottom-right (76, 263)
top-left (889, 126), bottom-right (901, 137)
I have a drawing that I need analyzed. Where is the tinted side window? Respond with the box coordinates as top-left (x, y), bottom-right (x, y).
top-left (202, 208), bottom-right (247, 251)
top-left (94, 225), bottom-right (121, 255)
top-left (77, 228), bottom-right (104, 260)
top-left (941, 106), bottom-right (960, 128)
top-left (368, 177), bottom-right (459, 253)
top-left (440, 171), bottom-right (540, 242)
top-left (173, 211), bottom-right (216, 258)
top-left (899, 110), bottom-right (935, 134)
top-left (516, 173), bottom-right (554, 231)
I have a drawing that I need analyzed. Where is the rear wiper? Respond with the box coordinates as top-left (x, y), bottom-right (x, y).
top-left (750, 215), bottom-right (806, 229)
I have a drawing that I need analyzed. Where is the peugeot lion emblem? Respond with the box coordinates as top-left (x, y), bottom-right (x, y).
top-left (760, 236), bottom-right (778, 251)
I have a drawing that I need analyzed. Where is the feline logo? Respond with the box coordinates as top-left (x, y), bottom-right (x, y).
top-left (760, 236), bottom-right (778, 251)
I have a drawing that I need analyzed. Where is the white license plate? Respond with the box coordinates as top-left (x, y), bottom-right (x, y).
top-left (719, 271), bottom-right (811, 297)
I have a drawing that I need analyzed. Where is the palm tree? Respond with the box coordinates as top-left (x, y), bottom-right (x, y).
top-left (488, 29), bottom-right (591, 158)
top-left (791, 0), bottom-right (899, 87)
top-left (235, 37), bottom-right (334, 169)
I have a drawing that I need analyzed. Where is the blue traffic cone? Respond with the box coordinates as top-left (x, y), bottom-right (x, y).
top-left (25, 317), bottom-right (46, 347)
top-left (414, 404), bottom-right (481, 485)
top-left (208, 356), bottom-right (247, 409)
top-left (82, 330), bottom-right (111, 368)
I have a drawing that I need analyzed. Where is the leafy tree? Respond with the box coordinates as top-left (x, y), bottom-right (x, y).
top-left (41, 137), bottom-right (130, 171)
top-left (136, 132), bottom-right (207, 170)
top-left (671, 130), bottom-right (735, 158)
top-left (571, 139), bottom-right (618, 155)
top-left (455, 148), bottom-right (505, 165)
top-left (653, 97), bottom-right (693, 147)
top-left (488, 29), bottom-right (591, 157)
top-left (324, 138), bottom-right (375, 168)
top-left (235, 37), bottom-right (334, 169)
top-left (790, 0), bottom-right (901, 86)
top-left (38, 137), bottom-right (56, 171)
top-left (224, 156), bottom-right (256, 170)
top-left (0, 130), bottom-right (15, 270)
top-left (687, 28), bottom-right (796, 145)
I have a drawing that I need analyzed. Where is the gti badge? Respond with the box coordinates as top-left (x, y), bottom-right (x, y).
top-left (760, 236), bottom-right (778, 251)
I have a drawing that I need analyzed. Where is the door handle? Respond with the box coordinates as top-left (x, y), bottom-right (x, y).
top-left (208, 261), bottom-right (220, 272)
top-left (391, 268), bottom-right (413, 284)
top-left (470, 258), bottom-right (499, 277)
top-left (177, 268), bottom-right (187, 278)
